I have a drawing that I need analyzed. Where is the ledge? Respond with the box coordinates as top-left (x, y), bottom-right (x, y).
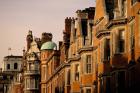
top-left (24, 70), bottom-right (40, 76)
top-left (95, 29), bottom-right (110, 38)
top-left (106, 18), bottom-right (127, 29)
top-left (77, 46), bottom-right (93, 54)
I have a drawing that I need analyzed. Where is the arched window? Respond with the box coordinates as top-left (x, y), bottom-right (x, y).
top-left (7, 64), bottom-right (10, 70)
top-left (14, 63), bottom-right (18, 69)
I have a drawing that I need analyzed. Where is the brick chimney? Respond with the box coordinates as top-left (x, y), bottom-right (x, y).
top-left (41, 32), bottom-right (52, 44)
top-left (63, 17), bottom-right (74, 44)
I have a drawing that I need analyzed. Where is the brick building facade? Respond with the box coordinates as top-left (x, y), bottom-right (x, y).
top-left (10, 0), bottom-right (139, 93)
top-left (93, 0), bottom-right (140, 93)
top-left (40, 0), bottom-right (140, 93)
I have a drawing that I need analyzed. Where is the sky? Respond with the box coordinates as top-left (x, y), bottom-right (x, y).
top-left (0, 0), bottom-right (95, 64)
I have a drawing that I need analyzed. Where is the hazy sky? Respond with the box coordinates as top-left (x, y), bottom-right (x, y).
top-left (0, 0), bottom-right (95, 63)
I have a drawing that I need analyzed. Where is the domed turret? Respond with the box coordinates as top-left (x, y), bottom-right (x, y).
top-left (41, 41), bottom-right (57, 50)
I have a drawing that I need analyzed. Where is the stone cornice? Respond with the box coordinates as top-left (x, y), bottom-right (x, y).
top-left (95, 29), bottom-right (110, 39)
top-left (127, 16), bottom-right (135, 23)
top-left (67, 55), bottom-right (81, 63)
top-left (77, 46), bottom-right (93, 54)
top-left (94, 17), bottom-right (104, 26)
top-left (106, 18), bottom-right (127, 29)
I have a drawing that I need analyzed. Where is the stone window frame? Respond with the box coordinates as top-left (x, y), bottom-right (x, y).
top-left (100, 37), bottom-right (110, 62)
top-left (112, 27), bottom-right (126, 54)
top-left (84, 54), bottom-right (92, 74)
top-left (118, 28), bottom-right (125, 53)
top-left (74, 64), bottom-right (80, 81)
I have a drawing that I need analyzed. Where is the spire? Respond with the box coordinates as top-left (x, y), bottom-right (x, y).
top-left (28, 30), bottom-right (32, 35)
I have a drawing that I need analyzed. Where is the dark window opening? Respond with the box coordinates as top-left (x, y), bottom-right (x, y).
top-left (128, 68), bottom-right (135, 92)
top-left (104, 39), bottom-right (110, 60)
top-left (67, 70), bottom-right (70, 85)
top-left (105, 0), bottom-right (114, 20)
top-left (106, 77), bottom-right (111, 93)
top-left (55, 87), bottom-right (59, 93)
top-left (118, 71), bottom-right (125, 93)
top-left (14, 63), bottom-right (18, 69)
top-left (81, 19), bottom-right (87, 36)
top-left (7, 64), bottom-right (10, 70)
top-left (119, 40), bottom-right (125, 52)
top-left (3, 76), bottom-right (7, 80)
top-left (81, 19), bottom-right (87, 45)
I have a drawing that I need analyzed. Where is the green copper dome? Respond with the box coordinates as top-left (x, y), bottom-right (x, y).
top-left (41, 41), bottom-right (57, 50)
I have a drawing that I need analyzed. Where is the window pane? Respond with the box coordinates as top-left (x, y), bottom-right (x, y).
top-left (86, 55), bottom-right (91, 73)
top-left (119, 30), bottom-right (125, 52)
top-left (75, 64), bottom-right (79, 81)
top-left (104, 38), bottom-right (110, 60)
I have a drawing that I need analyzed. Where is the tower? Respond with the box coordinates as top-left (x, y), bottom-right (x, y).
top-left (26, 30), bottom-right (33, 51)
top-left (41, 32), bottom-right (52, 45)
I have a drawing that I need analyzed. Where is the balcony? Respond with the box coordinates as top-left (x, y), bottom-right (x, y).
top-left (24, 70), bottom-right (40, 76)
